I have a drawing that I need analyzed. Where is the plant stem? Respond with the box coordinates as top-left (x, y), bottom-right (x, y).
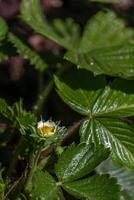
top-left (24, 144), bottom-right (55, 193)
top-left (33, 80), bottom-right (54, 115)
top-left (61, 118), bottom-right (85, 145)
top-left (7, 135), bottom-right (24, 177)
top-left (4, 173), bottom-right (23, 200)
top-left (24, 149), bottom-right (40, 193)
top-left (33, 64), bottom-right (71, 115)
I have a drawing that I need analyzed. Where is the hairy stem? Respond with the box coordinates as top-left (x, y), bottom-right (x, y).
top-left (61, 118), bottom-right (85, 145)
top-left (24, 149), bottom-right (40, 193)
top-left (33, 64), bottom-right (70, 115)
top-left (24, 144), bottom-right (55, 193)
top-left (33, 80), bottom-right (53, 115)
top-left (7, 135), bottom-right (24, 177)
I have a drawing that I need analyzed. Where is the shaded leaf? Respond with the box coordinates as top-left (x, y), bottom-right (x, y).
top-left (0, 99), bottom-right (8, 114)
top-left (55, 143), bottom-right (109, 182)
top-left (0, 98), bottom-right (37, 135)
top-left (80, 118), bottom-right (134, 168)
top-left (0, 17), bottom-right (8, 42)
top-left (9, 33), bottom-right (48, 72)
top-left (20, 0), bottom-right (80, 50)
top-left (31, 169), bottom-right (64, 200)
top-left (65, 11), bottom-right (134, 79)
top-left (54, 69), bottom-right (106, 116)
top-left (63, 174), bottom-right (120, 200)
top-left (0, 40), bottom-right (16, 61)
top-left (79, 11), bottom-right (134, 53)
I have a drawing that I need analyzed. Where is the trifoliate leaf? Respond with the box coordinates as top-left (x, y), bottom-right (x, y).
top-left (55, 70), bottom-right (134, 117)
top-left (54, 69), bottom-right (106, 116)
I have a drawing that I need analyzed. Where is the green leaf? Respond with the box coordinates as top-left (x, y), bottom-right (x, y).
top-left (9, 33), bottom-right (47, 72)
top-left (0, 17), bottom-right (8, 42)
top-left (91, 82), bottom-right (134, 117)
top-left (20, 0), bottom-right (80, 49)
top-left (31, 169), bottom-right (64, 200)
top-left (79, 11), bottom-right (134, 53)
top-left (80, 118), bottom-right (134, 168)
top-left (121, 190), bottom-right (134, 200)
top-left (11, 100), bottom-right (37, 134)
top-left (0, 99), bottom-right (37, 135)
top-left (65, 11), bottom-right (134, 79)
top-left (55, 70), bottom-right (134, 117)
top-left (65, 44), bottom-right (134, 79)
top-left (63, 174), bottom-right (120, 200)
top-left (54, 69), bottom-right (106, 116)
top-left (55, 143), bottom-right (109, 183)
top-left (0, 99), bottom-right (8, 114)
top-left (97, 159), bottom-right (134, 200)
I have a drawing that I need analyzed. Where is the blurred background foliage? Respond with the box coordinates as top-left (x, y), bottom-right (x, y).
top-left (0, 0), bottom-right (134, 121)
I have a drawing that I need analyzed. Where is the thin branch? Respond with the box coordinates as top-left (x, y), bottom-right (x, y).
top-left (33, 64), bottom-right (71, 115)
top-left (4, 173), bottom-right (24, 200)
top-left (7, 135), bottom-right (24, 177)
top-left (61, 118), bottom-right (85, 145)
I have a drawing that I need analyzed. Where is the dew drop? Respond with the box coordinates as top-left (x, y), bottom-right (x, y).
top-left (90, 61), bottom-right (94, 66)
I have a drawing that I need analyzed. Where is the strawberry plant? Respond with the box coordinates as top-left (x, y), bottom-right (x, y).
top-left (0, 0), bottom-right (134, 199)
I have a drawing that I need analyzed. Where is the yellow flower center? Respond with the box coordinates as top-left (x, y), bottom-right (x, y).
top-left (37, 120), bottom-right (56, 138)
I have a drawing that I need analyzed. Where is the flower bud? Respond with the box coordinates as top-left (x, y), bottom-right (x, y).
top-left (37, 120), bottom-right (56, 138)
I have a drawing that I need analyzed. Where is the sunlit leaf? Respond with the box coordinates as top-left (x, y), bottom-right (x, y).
top-left (80, 118), bottom-right (134, 168)
top-left (55, 143), bottom-right (109, 182)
